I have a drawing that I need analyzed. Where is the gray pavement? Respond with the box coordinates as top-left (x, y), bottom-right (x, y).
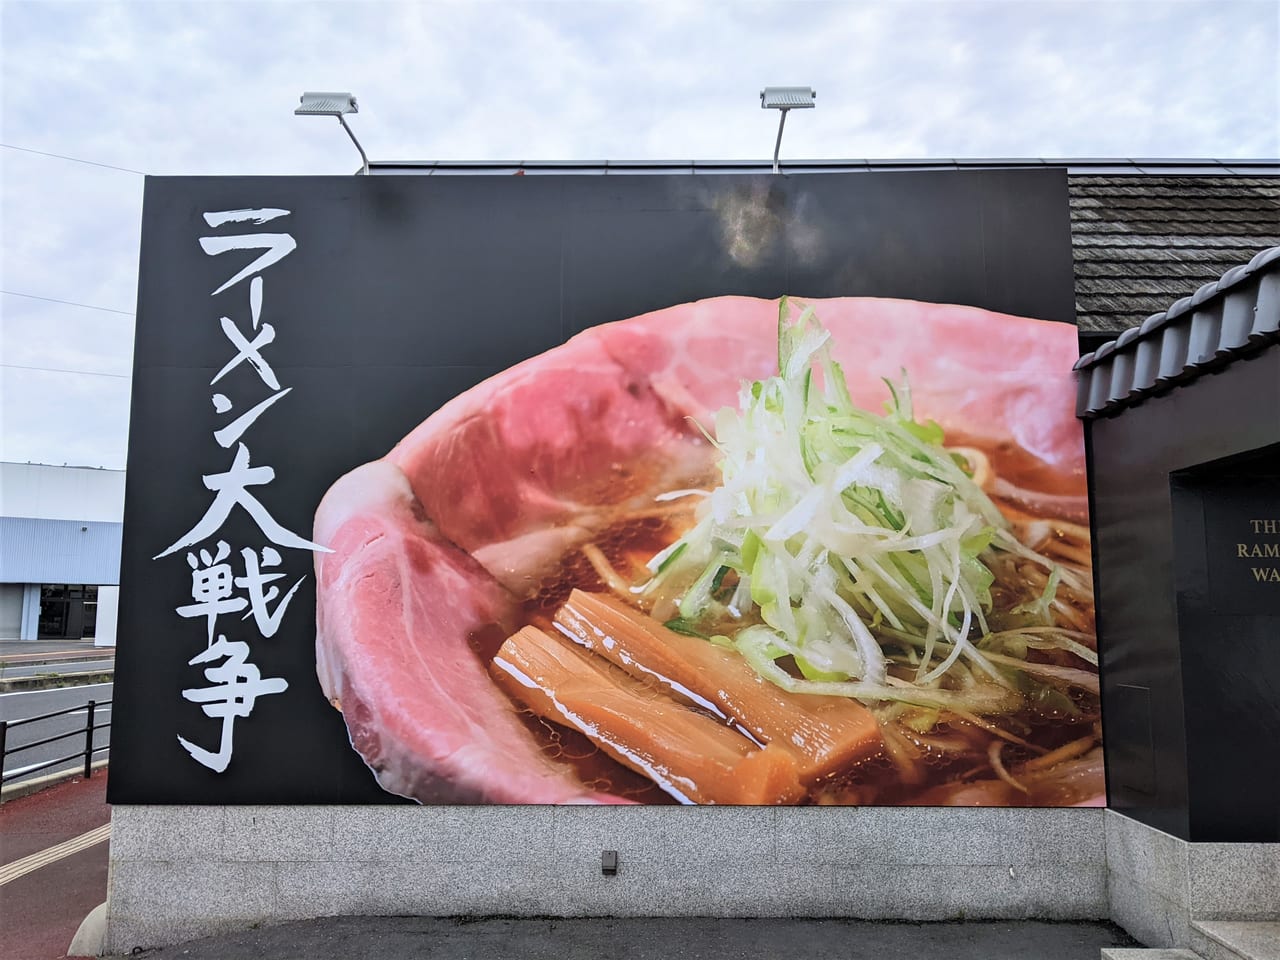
top-left (108, 917), bottom-right (1141, 959)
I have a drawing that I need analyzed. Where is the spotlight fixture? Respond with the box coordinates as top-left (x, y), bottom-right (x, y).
top-left (760, 86), bottom-right (816, 174)
top-left (295, 92), bottom-right (368, 175)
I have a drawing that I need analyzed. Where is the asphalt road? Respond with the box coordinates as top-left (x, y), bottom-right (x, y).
top-left (1, 683), bottom-right (113, 787)
top-left (0, 660), bottom-right (116, 681)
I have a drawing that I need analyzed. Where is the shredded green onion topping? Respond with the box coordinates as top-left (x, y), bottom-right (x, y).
top-left (636, 299), bottom-right (1079, 711)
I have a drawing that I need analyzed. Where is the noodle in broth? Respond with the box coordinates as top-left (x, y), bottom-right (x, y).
top-left (487, 476), bottom-right (1099, 806)
top-left (485, 302), bottom-right (1100, 806)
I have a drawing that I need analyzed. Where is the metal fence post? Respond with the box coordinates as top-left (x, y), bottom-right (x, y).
top-left (1, 719), bottom-right (7, 782)
top-left (84, 700), bottom-right (96, 779)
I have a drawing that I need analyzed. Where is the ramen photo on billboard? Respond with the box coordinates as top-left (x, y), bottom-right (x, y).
top-left (314, 295), bottom-right (1100, 807)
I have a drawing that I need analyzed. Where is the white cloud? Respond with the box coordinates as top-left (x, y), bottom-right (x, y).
top-left (1, 0), bottom-right (1276, 467)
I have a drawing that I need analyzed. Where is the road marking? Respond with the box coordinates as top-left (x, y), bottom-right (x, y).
top-left (0, 823), bottom-right (111, 886)
top-left (0, 682), bottom-right (114, 700)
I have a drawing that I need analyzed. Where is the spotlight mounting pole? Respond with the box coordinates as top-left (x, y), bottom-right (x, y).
top-left (760, 87), bottom-right (816, 174)
top-left (771, 110), bottom-right (789, 175)
top-left (334, 114), bottom-right (368, 175)
top-left (295, 92), bottom-right (369, 175)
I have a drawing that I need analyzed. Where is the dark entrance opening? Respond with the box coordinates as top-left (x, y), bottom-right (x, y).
top-left (37, 584), bottom-right (99, 640)
top-left (1169, 441), bottom-right (1280, 842)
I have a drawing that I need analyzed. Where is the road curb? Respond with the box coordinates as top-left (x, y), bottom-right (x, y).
top-left (1, 759), bottom-right (110, 803)
top-left (0, 653), bottom-right (115, 668)
top-left (0, 670), bottom-right (115, 692)
top-left (67, 900), bottom-right (107, 957)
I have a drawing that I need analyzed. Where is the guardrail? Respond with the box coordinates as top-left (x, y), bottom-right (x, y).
top-left (0, 699), bottom-right (111, 785)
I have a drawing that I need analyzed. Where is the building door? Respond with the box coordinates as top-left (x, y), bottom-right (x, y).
top-left (37, 584), bottom-right (98, 639)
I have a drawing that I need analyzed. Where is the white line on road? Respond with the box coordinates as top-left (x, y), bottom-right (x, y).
top-left (0, 823), bottom-right (111, 886)
top-left (0, 682), bottom-right (114, 700)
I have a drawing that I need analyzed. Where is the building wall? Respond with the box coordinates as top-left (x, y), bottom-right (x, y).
top-left (0, 462), bottom-right (125, 522)
top-left (97, 172), bottom-right (1279, 952)
top-left (0, 518), bottom-right (123, 585)
top-left (1088, 348), bottom-right (1280, 841)
top-left (0, 584), bottom-right (22, 639)
top-left (1, 462), bottom-right (125, 644)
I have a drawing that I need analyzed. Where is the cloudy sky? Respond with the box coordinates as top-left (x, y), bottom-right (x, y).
top-left (1, 0), bottom-right (1277, 470)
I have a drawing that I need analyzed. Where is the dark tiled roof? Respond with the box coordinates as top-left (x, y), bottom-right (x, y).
top-left (1073, 245), bottom-right (1280, 419)
top-left (1068, 177), bottom-right (1280, 332)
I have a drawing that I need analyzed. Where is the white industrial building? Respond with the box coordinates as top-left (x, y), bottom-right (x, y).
top-left (0, 462), bottom-right (123, 646)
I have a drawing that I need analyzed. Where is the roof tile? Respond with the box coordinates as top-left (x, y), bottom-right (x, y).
top-left (1068, 175), bottom-right (1280, 331)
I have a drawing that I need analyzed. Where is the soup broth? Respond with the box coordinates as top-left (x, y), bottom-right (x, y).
top-left (476, 482), bottom-right (1100, 806)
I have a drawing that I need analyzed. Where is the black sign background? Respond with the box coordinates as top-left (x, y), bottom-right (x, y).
top-left (1200, 481), bottom-right (1280, 615)
top-left (110, 170), bottom-right (1076, 804)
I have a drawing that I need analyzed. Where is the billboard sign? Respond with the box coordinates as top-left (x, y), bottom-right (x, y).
top-left (110, 170), bottom-right (1100, 807)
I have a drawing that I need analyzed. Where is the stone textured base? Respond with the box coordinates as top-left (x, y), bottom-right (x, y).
top-left (105, 805), bottom-right (1107, 954)
top-left (1105, 811), bottom-right (1280, 952)
top-left (1191, 920), bottom-right (1280, 960)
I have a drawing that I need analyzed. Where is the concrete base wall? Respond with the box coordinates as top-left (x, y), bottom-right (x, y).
top-left (105, 805), bottom-right (1106, 953)
top-left (1105, 810), bottom-right (1280, 948)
